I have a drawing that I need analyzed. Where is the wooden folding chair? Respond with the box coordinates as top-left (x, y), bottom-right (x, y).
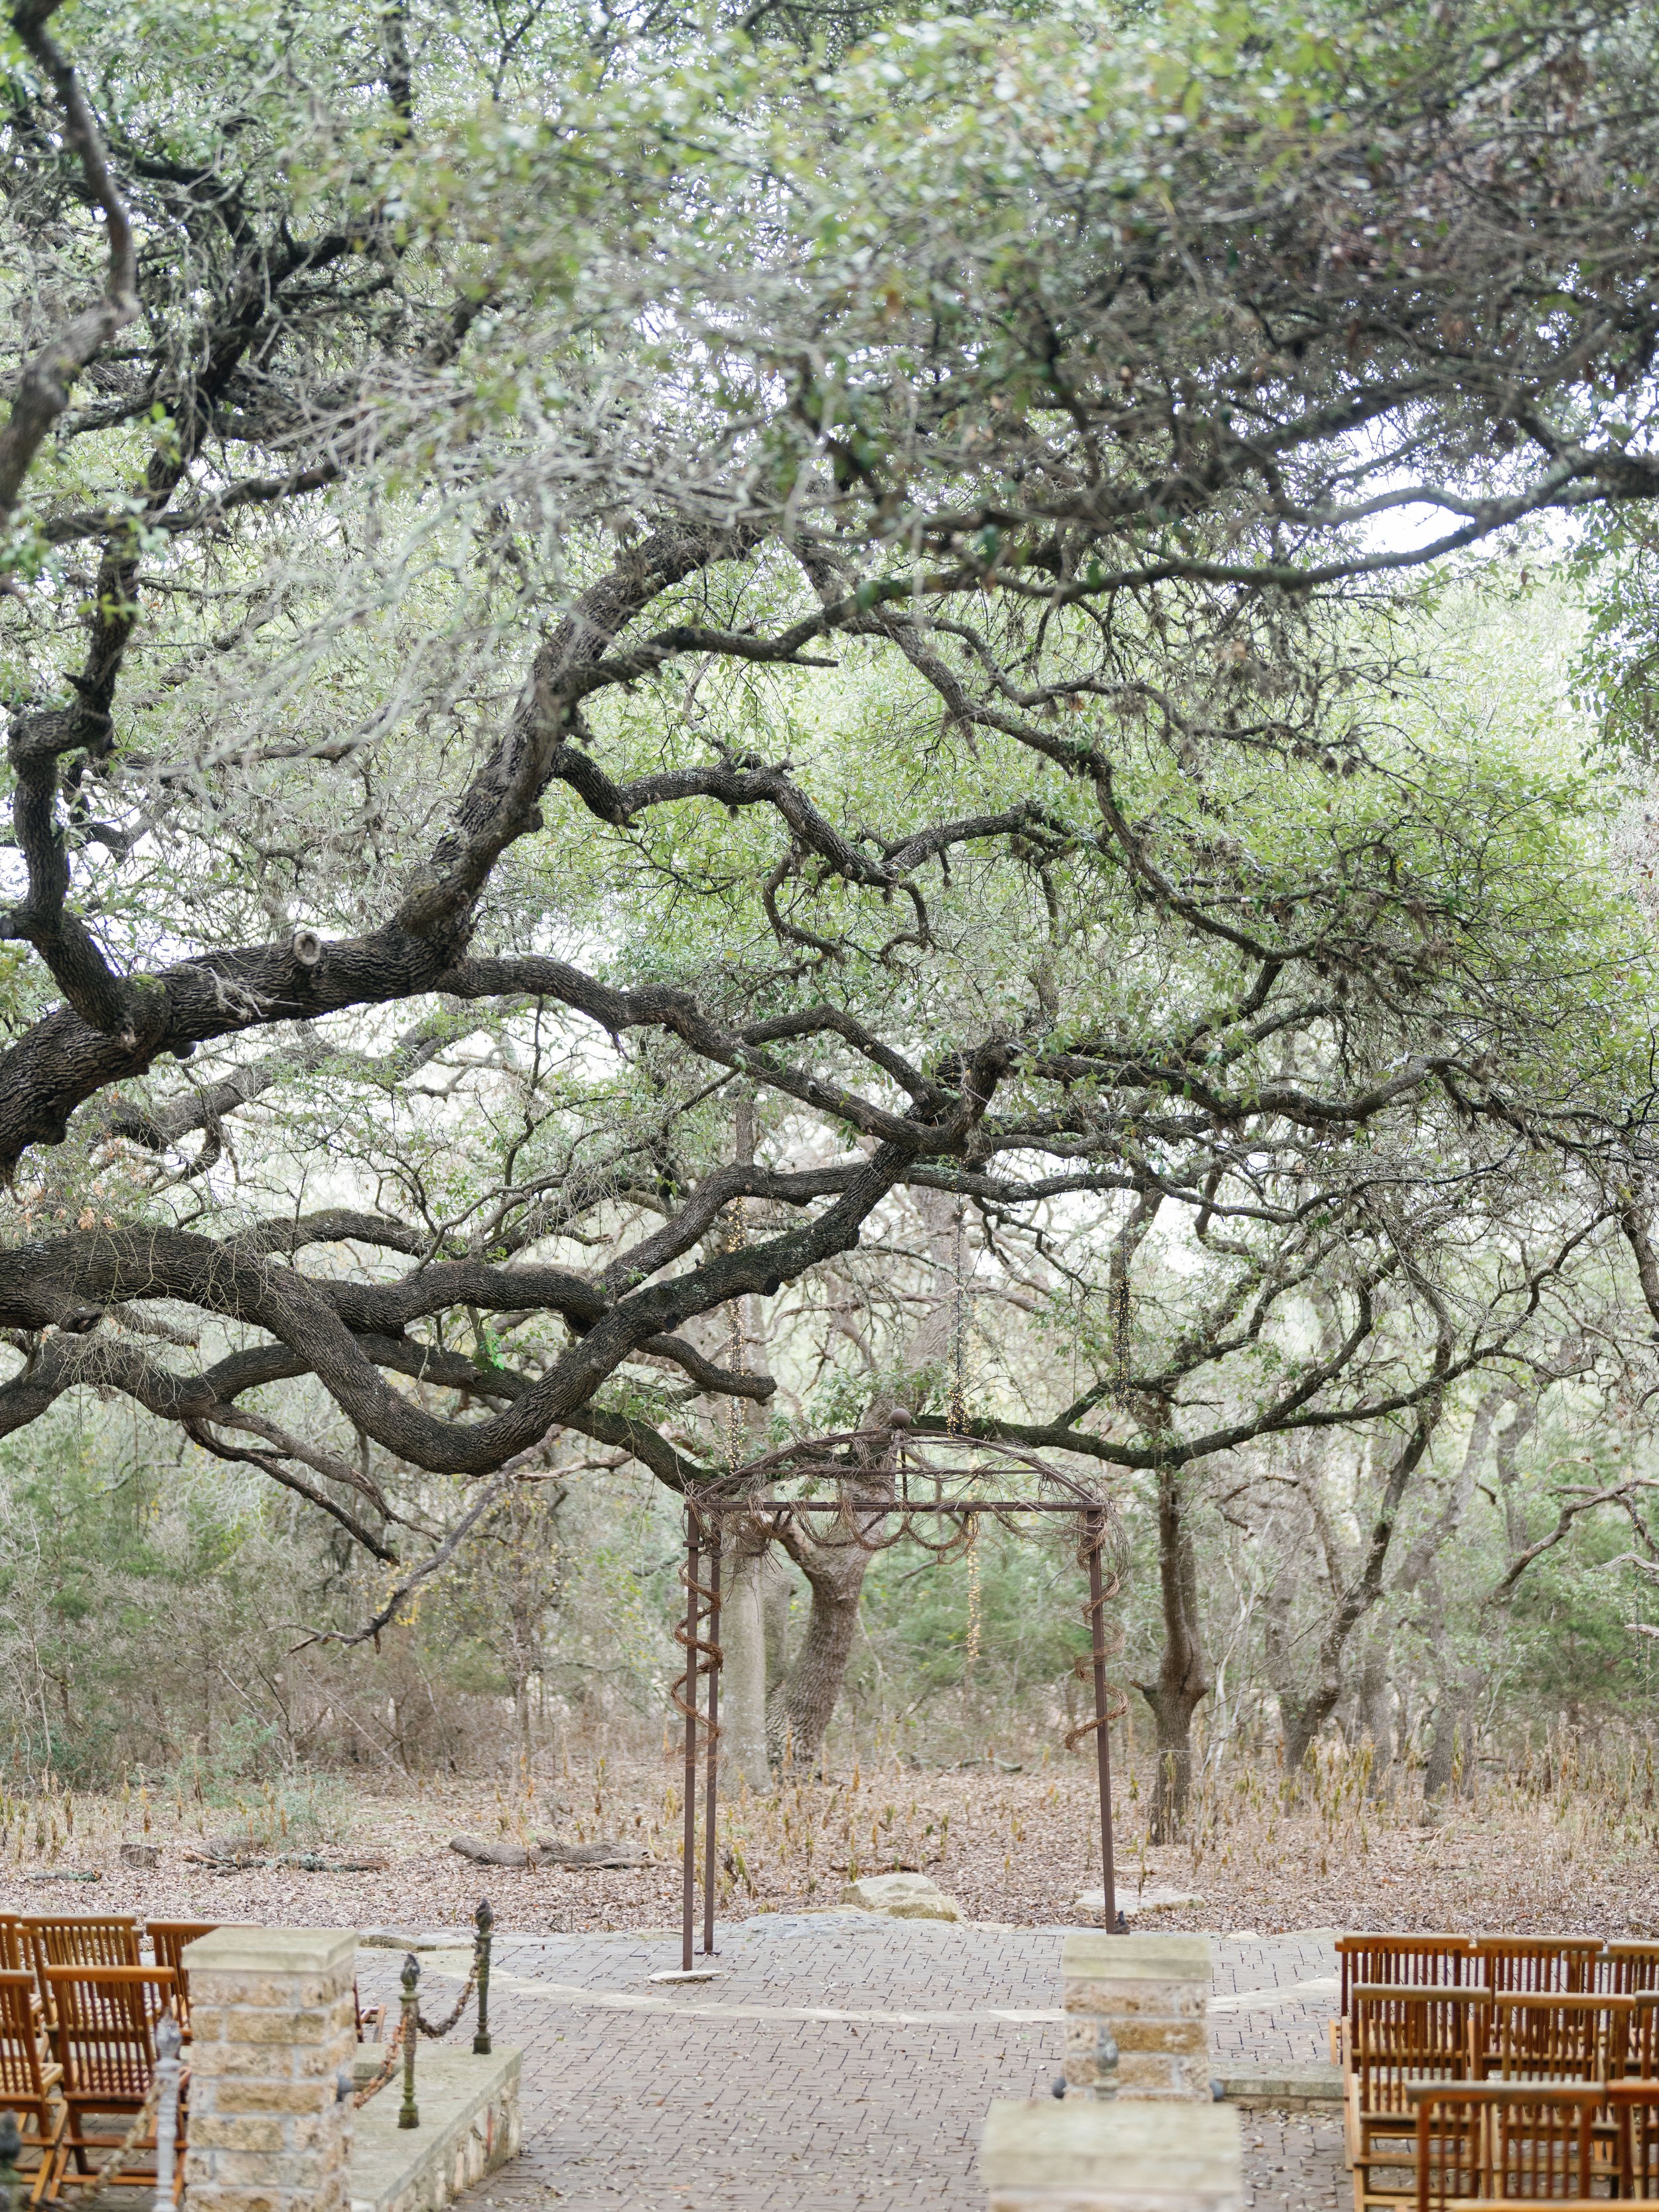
top-left (356, 1984), bottom-right (386, 2043)
top-left (1609, 2077), bottom-right (1659, 2199)
top-left (145, 1921), bottom-right (216, 2035)
top-left (1490, 1993), bottom-right (1634, 2085)
top-left (1624, 1994), bottom-right (1659, 2080)
top-left (1334, 1937), bottom-right (1475, 2067)
top-left (1412, 2081), bottom-right (1603, 2208)
top-left (43, 1964), bottom-right (180, 2194)
top-left (1602, 1941), bottom-right (1659, 1995)
top-left (1350, 1984), bottom-right (1486, 2211)
top-left (1473, 1936), bottom-right (1604, 1998)
top-left (0, 1969), bottom-right (67, 2205)
top-left (21, 1917), bottom-right (140, 2031)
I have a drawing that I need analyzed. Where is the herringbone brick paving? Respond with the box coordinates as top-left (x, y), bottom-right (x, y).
top-left (362, 1917), bottom-right (1344, 2210)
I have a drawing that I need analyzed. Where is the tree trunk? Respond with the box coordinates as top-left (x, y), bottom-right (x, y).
top-left (764, 1552), bottom-right (791, 1690)
top-left (1421, 1686), bottom-right (1478, 1802)
top-left (719, 1530), bottom-right (774, 1792)
top-left (1134, 1467), bottom-right (1210, 1843)
top-left (1356, 1621), bottom-right (1396, 1788)
top-left (763, 1185), bottom-right (963, 1768)
top-left (766, 1532), bottom-right (868, 1771)
top-left (1419, 1562), bottom-right (1480, 1803)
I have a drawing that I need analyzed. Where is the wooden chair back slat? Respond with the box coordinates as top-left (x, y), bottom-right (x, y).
top-left (1352, 1984), bottom-right (1484, 2115)
top-left (1338, 1935), bottom-right (1473, 2016)
top-left (1629, 1995), bottom-right (1659, 2079)
top-left (1473, 1934), bottom-right (1604, 1996)
top-left (1413, 2081), bottom-right (1603, 2208)
top-left (21, 1917), bottom-right (140, 1969)
top-left (45, 1965), bottom-right (174, 2105)
top-left (0, 1969), bottom-right (50, 2103)
top-left (0, 1915), bottom-right (28, 1974)
top-left (145, 1922), bottom-right (216, 1975)
top-left (23, 1915), bottom-right (141, 2026)
top-left (145, 1921), bottom-right (217, 2031)
top-left (1605, 1941), bottom-right (1659, 1995)
top-left (1610, 2077), bottom-right (1659, 2199)
top-left (1492, 1992), bottom-right (1634, 2083)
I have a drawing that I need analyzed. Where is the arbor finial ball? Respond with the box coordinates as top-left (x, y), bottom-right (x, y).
top-left (888, 1408), bottom-right (912, 1428)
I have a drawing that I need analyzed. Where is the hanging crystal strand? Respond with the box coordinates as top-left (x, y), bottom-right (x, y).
top-left (724, 1199), bottom-right (748, 1471)
top-left (947, 1203), bottom-right (968, 1436)
top-left (1110, 1266), bottom-right (1132, 1400)
top-left (965, 1519), bottom-right (981, 1676)
top-left (725, 1296), bottom-right (745, 1471)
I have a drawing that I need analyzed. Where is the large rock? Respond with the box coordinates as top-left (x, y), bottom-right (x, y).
top-left (1072, 1885), bottom-right (1205, 1922)
top-left (840, 1872), bottom-right (964, 1921)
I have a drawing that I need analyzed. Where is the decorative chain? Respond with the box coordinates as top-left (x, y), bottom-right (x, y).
top-left (352, 2012), bottom-right (406, 2107)
top-left (417, 1965), bottom-right (478, 2039)
top-left (86, 2073), bottom-right (163, 2184)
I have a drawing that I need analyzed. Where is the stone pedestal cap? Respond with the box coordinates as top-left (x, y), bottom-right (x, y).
top-left (182, 1927), bottom-right (360, 1976)
top-left (1062, 1934), bottom-right (1212, 1988)
top-left (980, 2100), bottom-right (1242, 2211)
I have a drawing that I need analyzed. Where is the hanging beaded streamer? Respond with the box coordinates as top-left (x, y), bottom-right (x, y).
top-left (947, 1206), bottom-right (970, 1436)
top-left (1109, 1270), bottom-right (1132, 1399)
top-left (723, 1211), bottom-right (747, 1471)
top-left (965, 1519), bottom-right (982, 1676)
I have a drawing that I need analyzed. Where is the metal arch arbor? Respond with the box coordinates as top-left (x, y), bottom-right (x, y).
top-left (669, 1415), bottom-right (1128, 1974)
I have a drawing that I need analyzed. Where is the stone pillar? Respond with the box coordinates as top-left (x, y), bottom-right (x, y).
top-left (183, 1925), bottom-right (358, 2212)
top-left (1062, 1933), bottom-right (1211, 2101)
top-left (981, 2100), bottom-right (1242, 2212)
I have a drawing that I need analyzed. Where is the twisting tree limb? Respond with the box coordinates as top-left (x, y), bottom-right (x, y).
top-left (0, 2), bottom-right (138, 520)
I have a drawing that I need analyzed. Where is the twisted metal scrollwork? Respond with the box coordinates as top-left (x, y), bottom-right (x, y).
top-left (1064, 1511), bottom-right (1129, 1751)
top-left (670, 1530), bottom-right (723, 1751)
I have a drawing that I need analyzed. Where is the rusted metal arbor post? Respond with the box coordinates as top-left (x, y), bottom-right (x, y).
top-left (1085, 1507), bottom-right (1119, 1932)
top-left (675, 1505), bottom-right (725, 1972)
top-left (671, 1428), bottom-right (1126, 1958)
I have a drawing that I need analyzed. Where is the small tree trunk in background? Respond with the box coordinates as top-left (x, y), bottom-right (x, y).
top-left (1357, 1623), bottom-right (1395, 1789)
top-left (720, 1532), bottom-right (774, 1792)
top-left (1419, 1561), bottom-right (1480, 1803)
top-left (1135, 1466), bottom-right (1210, 1843)
top-left (763, 1552), bottom-right (791, 1690)
top-left (1275, 1694), bottom-right (1321, 1776)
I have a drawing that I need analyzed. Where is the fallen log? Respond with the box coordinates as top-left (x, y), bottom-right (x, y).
top-left (448, 1832), bottom-right (652, 1870)
top-left (181, 1836), bottom-right (388, 1873)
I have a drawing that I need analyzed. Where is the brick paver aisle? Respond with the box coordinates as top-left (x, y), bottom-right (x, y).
top-left (370, 1917), bottom-right (1345, 2212)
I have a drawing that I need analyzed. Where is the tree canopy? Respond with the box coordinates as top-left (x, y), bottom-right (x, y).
top-left (4, 0), bottom-right (1659, 1769)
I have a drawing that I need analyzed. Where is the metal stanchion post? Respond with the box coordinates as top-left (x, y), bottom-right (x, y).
top-left (702, 1528), bottom-right (721, 1958)
top-left (680, 1512), bottom-right (700, 1974)
top-left (153, 2014), bottom-right (182, 2211)
top-left (472, 1897), bottom-right (494, 2055)
top-left (398, 1956), bottom-right (421, 2130)
top-left (1086, 1509), bottom-right (1120, 1933)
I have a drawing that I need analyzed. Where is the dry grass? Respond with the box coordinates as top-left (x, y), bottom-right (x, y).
top-left (1, 1730), bottom-right (1658, 1940)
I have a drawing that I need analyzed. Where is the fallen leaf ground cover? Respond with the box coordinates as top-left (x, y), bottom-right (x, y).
top-left (0, 1734), bottom-right (1654, 1939)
